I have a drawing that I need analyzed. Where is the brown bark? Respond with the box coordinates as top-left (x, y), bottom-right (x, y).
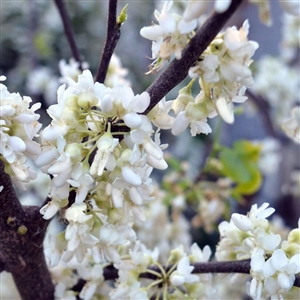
top-left (0, 161), bottom-right (54, 299)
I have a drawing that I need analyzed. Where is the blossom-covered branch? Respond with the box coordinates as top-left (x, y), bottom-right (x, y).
top-left (143, 0), bottom-right (244, 114)
top-left (1, 0), bottom-right (299, 299)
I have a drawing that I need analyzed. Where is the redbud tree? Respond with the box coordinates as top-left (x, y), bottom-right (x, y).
top-left (0, 0), bottom-right (299, 299)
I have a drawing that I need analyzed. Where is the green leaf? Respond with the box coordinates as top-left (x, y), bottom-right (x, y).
top-left (34, 33), bottom-right (52, 57)
top-left (219, 140), bottom-right (262, 197)
top-left (117, 4), bottom-right (128, 25)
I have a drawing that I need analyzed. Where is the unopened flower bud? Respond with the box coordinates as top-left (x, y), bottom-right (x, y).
top-left (185, 101), bottom-right (208, 120)
top-left (77, 92), bottom-right (98, 110)
top-left (65, 143), bottom-right (83, 163)
top-left (287, 228), bottom-right (300, 244)
top-left (17, 225), bottom-right (28, 235)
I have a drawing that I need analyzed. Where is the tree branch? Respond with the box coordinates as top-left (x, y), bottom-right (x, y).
top-left (95, 0), bottom-right (120, 83)
top-left (27, 0), bottom-right (39, 69)
top-left (53, 0), bottom-right (83, 69)
top-left (0, 161), bottom-right (54, 299)
top-left (72, 259), bottom-right (300, 292)
top-left (143, 0), bottom-right (244, 115)
top-left (0, 160), bottom-right (24, 220)
top-left (138, 260), bottom-right (251, 281)
top-left (246, 89), bottom-right (278, 138)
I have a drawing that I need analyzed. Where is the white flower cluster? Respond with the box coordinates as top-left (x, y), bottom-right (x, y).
top-left (47, 239), bottom-right (212, 299)
top-left (141, 2), bottom-right (258, 137)
top-left (140, 0), bottom-right (244, 74)
top-left (216, 203), bottom-right (300, 300)
top-left (280, 13), bottom-right (300, 61)
top-left (167, 20), bottom-right (258, 136)
top-left (183, 0), bottom-right (232, 22)
top-left (37, 69), bottom-right (173, 265)
top-left (59, 58), bottom-right (89, 84)
top-left (105, 53), bottom-right (130, 87)
top-left (135, 196), bottom-right (192, 263)
top-left (110, 241), bottom-right (212, 300)
top-left (140, 1), bottom-right (197, 73)
top-left (0, 76), bottom-right (42, 189)
top-left (26, 67), bottom-right (59, 105)
top-left (187, 20), bottom-right (258, 124)
top-left (253, 56), bottom-right (299, 123)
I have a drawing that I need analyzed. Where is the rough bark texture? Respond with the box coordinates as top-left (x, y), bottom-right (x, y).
top-left (0, 161), bottom-right (54, 300)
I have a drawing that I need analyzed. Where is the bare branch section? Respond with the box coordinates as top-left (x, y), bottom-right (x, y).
top-left (0, 161), bottom-right (54, 299)
top-left (73, 260), bottom-right (300, 290)
top-left (246, 89), bottom-right (278, 138)
top-left (95, 0), bottom-right (120, 83)
top-left (143, 0), bottom-right (244, 115)
top-left (53, 0), bottom-right (83, 69)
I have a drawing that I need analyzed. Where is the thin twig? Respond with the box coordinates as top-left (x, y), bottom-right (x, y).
top-left (143, 0), bottom-right (244, 115)
top-left (95, 0), bottom-right (120, 83)
top-left (73, 259), bottom-right (300, 290)
top-left (27, 0), bottom-right (39, 69)
top-left (53, 0), bottom-right (83, 70)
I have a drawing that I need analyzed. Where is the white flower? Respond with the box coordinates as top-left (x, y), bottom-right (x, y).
top-left (59, 58), bottom-right (88, 83)
top-left (269, 249), bottom-right (300, 291)
top-left (140, 1), bottom-right (196, 72)
top-left (105, 53), bottom-right (130, 87)
top-left (0, 79), bottom-right (42, 183)
top-left (183, 1), bottom-right (209, 22)
top-left (78, 264), bottom-right (104, 300)
top-left (279, 0), bottom-right (300, 16)
top-left (189, 54), bottom-right (220, 82)
top-left (148, 97), bottom-right (174, 130)
top-left (215, 96), bottom-right (235, 124)
top-left (253, 56), bottom-right (299, 123)
top-left (94, 224), bottom-right (136, 264)
top-left (172, 110), bottom-right (211, 136)
top-left (68, 164), bottom-right (94, 205)
top-left (63, 204), bottom-right (98, 262)
top-left (109, 281), bottom-right (148, 300)
top-left (170, 256), bottom-right (199, 286)
top-left (281, 106), bottom-right (300, 143)
top-left (90, 132), bottom-right (119, 176)
top-left (26, 66), bottom-right (58, 105)
top-left (280, 13), bottom-right (300, 60)
top-left (121, 92), bottom-right (150, 128)
top-left (40, 199), bottom-right (63, 220)
top-left (232, 202), bottom-right (275, 232)
top-left (250, 251), bottom-right (276, 300)
top-left (215, 0), bottom-right (232, 13)
top-left (190, 243), bottom-right (211, 263)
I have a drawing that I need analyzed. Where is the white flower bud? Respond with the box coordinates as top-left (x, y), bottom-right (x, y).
top-left (232, 213), bottom-right (253, 231)
top-left (215, 97), bottom-right (234, 124)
